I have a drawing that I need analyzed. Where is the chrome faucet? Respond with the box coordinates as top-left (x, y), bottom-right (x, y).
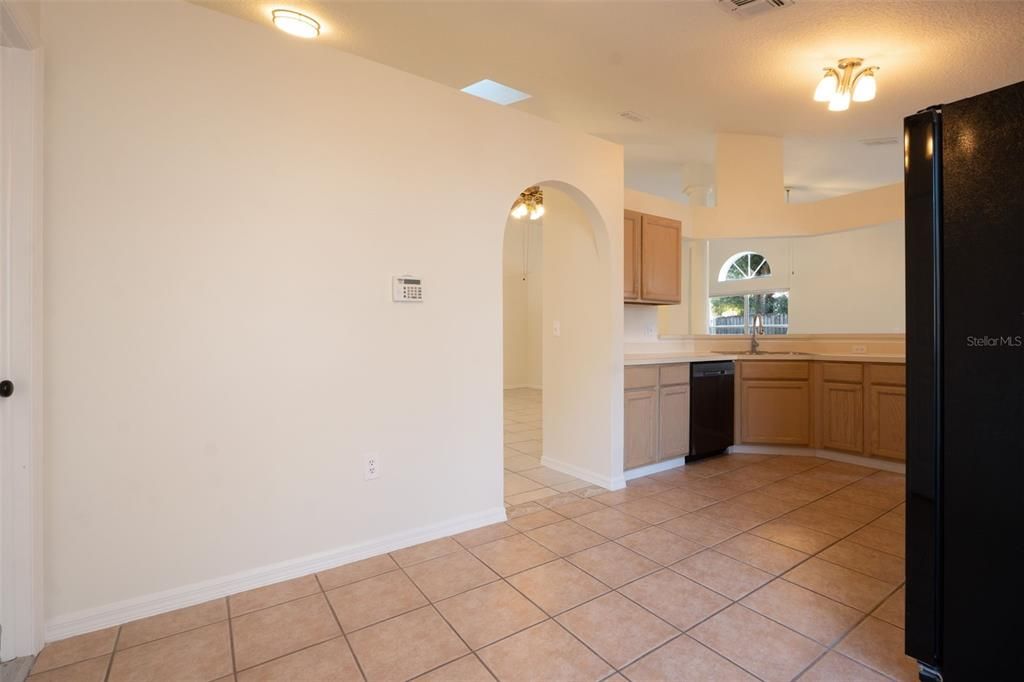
top-left (750, 313), bottom-right (765, 354)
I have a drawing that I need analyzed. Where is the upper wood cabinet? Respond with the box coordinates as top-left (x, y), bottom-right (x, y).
top-left (623, 211), bottom-right (682, 304)
top-left (640, 215), bottom-right (682, 303)
top-left (623, 210), bottom-right (641, 301)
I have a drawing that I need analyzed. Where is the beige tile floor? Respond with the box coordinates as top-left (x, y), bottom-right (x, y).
top-left (503, 389), bottom-right (595, 510)
top-left (29, 390), bottom-right (915, 681)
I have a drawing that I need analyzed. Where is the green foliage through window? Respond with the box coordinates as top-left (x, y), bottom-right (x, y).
top-left (709, 292), bottom-right (789, 335)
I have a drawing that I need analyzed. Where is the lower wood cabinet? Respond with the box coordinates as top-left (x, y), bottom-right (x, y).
top-left (740, 380), bottom-right (811, 445)
top-left (624, 388), bottom-right (658, 469)
top-left (624, 364), bottom-right (689, 470)
top-left (659, 384), bottom-right (691, 458)
top-left (868, 384), bottom-right (907, 460)
top-left (821, 381), bottom-right (864, 453)
top-left (737, 359), bottom-right (906, 462)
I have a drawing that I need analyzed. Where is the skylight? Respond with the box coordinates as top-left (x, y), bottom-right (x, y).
top-left (460, 79), bottom-right (531, 106)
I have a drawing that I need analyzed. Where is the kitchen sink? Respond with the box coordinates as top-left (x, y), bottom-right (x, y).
top-left (713, 351), bottom-right (808, 356)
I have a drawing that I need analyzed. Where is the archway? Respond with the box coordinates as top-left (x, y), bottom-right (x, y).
top-left (499, 181), bottom-right (620, 515)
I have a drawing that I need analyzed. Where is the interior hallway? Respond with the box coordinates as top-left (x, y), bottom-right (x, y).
top-left (28, 450), bottom-right (913, 681)
top-left (503, 388), bottom-right (596, 514)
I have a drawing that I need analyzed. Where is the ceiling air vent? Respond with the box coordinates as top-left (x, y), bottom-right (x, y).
top-left (619, 111), bottom-right (647, 123)
top-left (860, 136), bottom-right (900, 147)
top-left (717, 0), bottom-right (796, 18)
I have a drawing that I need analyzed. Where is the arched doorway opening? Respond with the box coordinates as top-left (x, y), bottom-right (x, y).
top-left (500, 182), bottom-right (618, 516)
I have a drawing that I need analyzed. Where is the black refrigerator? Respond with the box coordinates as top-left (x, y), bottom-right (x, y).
top-left (904, 80), bottom-right (1024, 681)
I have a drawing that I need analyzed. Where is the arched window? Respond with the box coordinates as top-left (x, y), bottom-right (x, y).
top-left (710, 252), bottom-right (787, 335)
top-left (718, 251), bottom-right (772, 282)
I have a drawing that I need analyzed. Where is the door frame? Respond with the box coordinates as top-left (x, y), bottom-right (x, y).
top-left (1, 0), bottom-right (44, 660)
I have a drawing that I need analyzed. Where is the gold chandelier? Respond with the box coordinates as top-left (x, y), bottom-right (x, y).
top-left (510, 186), bottom-right (544, 220)
top-left (814, 58), bottom-right (879, 111)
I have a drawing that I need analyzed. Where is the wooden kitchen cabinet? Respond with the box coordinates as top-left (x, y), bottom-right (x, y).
top-left (623, 211), bottom-right (681, 304)
top-left (741, 380), bottom-right (811, 445)
top-left (623, 210), bottom-right (641, 301)
top-left (867, 385), bottom-right (907, 460)
top-left (736, 359), bottom-right (905, 462)
top-left (624, 363), bottom-right (690, 470)
top-left (821, 381), bottom-right (864, 453)
top-left (865, 363), bottom-right (907, 460)
top-left (659, 383), bottom-right (691, 458)
top-left (624, 388), bottom-right (658, 469)
top-left (640, 215), bottom-right (681, 303)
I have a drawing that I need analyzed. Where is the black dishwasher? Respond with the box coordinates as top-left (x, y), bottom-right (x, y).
top-left (689, 361), bottom-right (735, 458)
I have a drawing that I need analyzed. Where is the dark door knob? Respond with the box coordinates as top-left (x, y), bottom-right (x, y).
top-left (0, 380), bottom-right (13, 398)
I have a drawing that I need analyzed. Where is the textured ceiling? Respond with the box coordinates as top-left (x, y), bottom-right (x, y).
top-left (195, 0), bottom-right (1024, 203)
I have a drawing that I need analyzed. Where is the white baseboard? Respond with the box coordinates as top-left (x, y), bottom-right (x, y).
top-left (44, 506), bottom-right (506, 642)
top-left (728, 445), bottom-right (906, 474)
top-left (541, 455), bottom-right (625, 491)
top-left (623, 456), bottom-right (686, 481)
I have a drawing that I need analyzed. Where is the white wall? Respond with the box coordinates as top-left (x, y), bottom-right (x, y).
top-left (542, 188), bottom-right (621, 487)
top-left (788, 223), bottom-right (905, 334)
top-left (41, 0), bottom-right (623, 628)
top-left (502, 218), bottom-right (542, 388)
top-left (701, 223), bottom-right (905, 334)
top-left (624, 305), bottom-right (658, 342)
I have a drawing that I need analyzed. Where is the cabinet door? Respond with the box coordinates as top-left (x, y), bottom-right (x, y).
top-left (868, 384), bottom-right (907, 460)
top-left (623, 211), bottom-right (641, 301)
top-left (659, 384), bottom-right (690, 459)
top-left (639, 214), bottom-right (681, 303)
top-left (741, 380), bottom-right (811, 445)
top-left (821, 381), bottom-right (864, 453)
top-left (624, 388), bottom-right (658, 469)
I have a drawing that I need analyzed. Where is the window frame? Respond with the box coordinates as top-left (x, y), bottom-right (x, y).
top-left (708, 291), bottom-right (790, 335)
top-left (718, 251), bottom-right (773, 283)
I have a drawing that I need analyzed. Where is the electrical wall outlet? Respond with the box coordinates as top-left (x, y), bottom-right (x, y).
top-left (851, 344), bottom-right (868, 354)
top-left (553, 320), bottom-right (561, 337)
top-left (364, 454), bottom-right (380, 480)
top-left (643, 323), bottom-right (657, 338)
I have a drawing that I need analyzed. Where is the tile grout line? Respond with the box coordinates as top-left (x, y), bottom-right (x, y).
top-left (102, 626), bottom-right (121, 682)
top-left (324, 453), bottom-right (904, 678)
top-left (25, 653), bottom-right (112, 681)
top-left (230, 634), bottom-right (352, 679)
top-left (581, 459), bottom-right (903, 678)
top-left (225, 602), bottom-right (238, 678)
top-left (38, 438), bottom-right (907, 681)
top-left (314, 573), bottom-right (369, 682)
top-left (391, 558), bottom-right (501, 678)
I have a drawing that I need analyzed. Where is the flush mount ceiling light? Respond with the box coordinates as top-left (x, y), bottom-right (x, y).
top-left (813, 58), bottom-right (879, 111)
top-left (510, 186), bottom-right (544, 220)
top-left (272, 9), bottom-right (320, 38)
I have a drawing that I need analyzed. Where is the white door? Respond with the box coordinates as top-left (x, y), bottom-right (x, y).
top-left (0, 27), bottom-right (44, 660)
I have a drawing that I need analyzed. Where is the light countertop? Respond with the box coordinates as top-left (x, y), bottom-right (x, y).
top-left (624, 351), bottom-right (906, 366)
top-left (625, 352), bottom-right (738, 366)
